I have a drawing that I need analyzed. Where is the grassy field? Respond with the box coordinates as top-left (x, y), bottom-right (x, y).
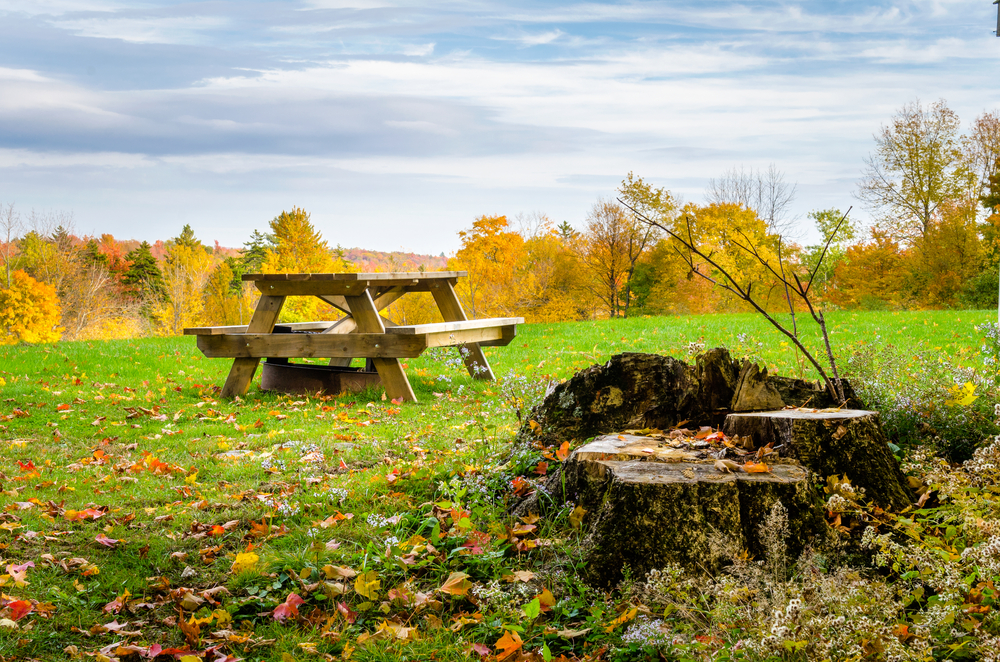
top-left (0, 310), bottom-right (998, 661)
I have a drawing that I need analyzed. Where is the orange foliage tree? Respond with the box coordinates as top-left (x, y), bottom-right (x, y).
top-left (0, 270), bottom-right (63, 344)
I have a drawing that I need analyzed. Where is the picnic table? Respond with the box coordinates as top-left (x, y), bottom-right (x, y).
top-left (184, 271), bottom-right (523, 402)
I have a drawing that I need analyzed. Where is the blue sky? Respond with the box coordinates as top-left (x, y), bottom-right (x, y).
top-left (0, 0), bottom-right (997, 254)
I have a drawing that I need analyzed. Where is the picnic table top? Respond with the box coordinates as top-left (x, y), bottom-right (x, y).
top-left (242, 271), bottom-right (466, 282)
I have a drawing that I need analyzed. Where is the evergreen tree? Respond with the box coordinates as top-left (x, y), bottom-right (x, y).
top-left (123, 241), bottom-right (168, 306)
top-left (173, 224), bottom-right (201, 249)
top-left (82, 239), bottom-right (108, 268)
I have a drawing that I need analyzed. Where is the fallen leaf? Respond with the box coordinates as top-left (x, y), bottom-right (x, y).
top-left (439, 571), bottom-right (472, 597)
top-left (495, 629), bottom-right (523, 661)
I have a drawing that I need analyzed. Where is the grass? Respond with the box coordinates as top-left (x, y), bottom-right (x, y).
top-left (0, 309), bottom-right (998, 661)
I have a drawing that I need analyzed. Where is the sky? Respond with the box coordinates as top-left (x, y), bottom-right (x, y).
top-left (0, 0), bottom-right (998, 254)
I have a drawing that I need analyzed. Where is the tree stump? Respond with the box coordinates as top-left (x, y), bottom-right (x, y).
top-left (519, 349), bottom-right (860, 447)
top-left (722, 409), bottom-right (912, 511)
top-left (548, 434), bottom-right (827, 587)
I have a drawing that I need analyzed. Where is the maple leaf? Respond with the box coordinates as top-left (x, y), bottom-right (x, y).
top-left (7, 600), bottom-right (33, 621)
top-left (536, 588), bottom-right (556, 612)
top-left (354, 570), bottom-right (381, 600)
top-left (470, 643), bottom-right (491, 657)
top-left (273, 592), bottom-right (305, 622)
top-left (495, 629), bottom-right (523, 661)
top-left (95, 533), bottom-right (120, 548)
top-left (742, 461), bottom-right (771, 474)
top-left (439, 571), bottom-right (473, 597)
top-left (230, 552), bottom-right (259, 574)
top-left (337, 601), bottom-right (358, 624)
top-left (556, 441), bottom-right (570, 461)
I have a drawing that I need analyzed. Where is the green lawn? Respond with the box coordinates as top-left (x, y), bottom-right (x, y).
top-left (0, 310), bottom-right (997, 661)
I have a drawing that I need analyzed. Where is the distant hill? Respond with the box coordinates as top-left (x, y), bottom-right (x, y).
top-left (341, 248), bottom-right (449, 272)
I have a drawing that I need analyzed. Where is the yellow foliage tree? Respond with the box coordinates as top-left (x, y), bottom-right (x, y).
top-left (448, 215), bottom-right (525, 318)
top-left (261, 207), bottom-right (350, 323)
top-left (0, 270), bottom-right (63, 344)
top-left (156, 228), bottom-right (215, 335)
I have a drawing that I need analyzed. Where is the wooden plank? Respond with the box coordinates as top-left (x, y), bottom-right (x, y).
top-left (244, 271), bottom-right (466, 282)
top-left (424, 326), bottom-right (510, 348)
top-left (254, 279), bottom-right (447, 297)
top-left (478, 324), bottom-right (518, 347)
top-left (429, 279), bottom-right (495, 380)
top-left (387, 317), bottom-right (523, 335)
top-left (220, 295), bottom-right (285, 398)
top-left (198, 333), bottom-right (427, 359)
top-left (345, 291), bottom-right (417, 402)
top-left (184, 321), bottom-right (336, 336)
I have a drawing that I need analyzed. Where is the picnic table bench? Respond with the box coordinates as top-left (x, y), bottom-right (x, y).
top-left (184, 271), bottom-right (523, 402)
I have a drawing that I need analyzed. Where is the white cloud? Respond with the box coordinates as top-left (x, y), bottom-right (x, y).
top-left (53, 15), bottom-right (230, 44)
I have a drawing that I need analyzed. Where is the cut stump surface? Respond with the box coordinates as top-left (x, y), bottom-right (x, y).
top-left (549, 434), bottom-right (827, 586)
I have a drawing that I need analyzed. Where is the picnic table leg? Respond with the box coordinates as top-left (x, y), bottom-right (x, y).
top-left (221, 295), bottom-right (285, 398)
top-left (429, 280), bottom-right (496, 380)
top-left (344, 291), bottom-right (417, 402)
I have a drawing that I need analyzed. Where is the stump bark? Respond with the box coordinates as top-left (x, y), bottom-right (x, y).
top-left (722, 409), bottom-right (911, 510)
top-left (520, 349), bottom-right (859, 447)
top-left (547, 434), bottom-right (827, 587)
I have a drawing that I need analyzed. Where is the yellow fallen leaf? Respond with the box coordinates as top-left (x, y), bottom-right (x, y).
top-left (230, 552), bottom-right (258, 574)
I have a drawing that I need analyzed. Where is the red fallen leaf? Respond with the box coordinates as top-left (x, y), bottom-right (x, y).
top-left (17, 460), bottom-right (36, 472)
top-left (470, 643), bottom-right (491, 657)
top-left (391, 397), bottom-right (404, 405)
top-left (337, 601), bottom-right (358, 624)
top-left (273, 592), bottom-right (305, 622)
top-left (338, 458), bottom-right (348, 470)
top-left (209, 525), bottom-right (226, 537)
top-left (533, 461), bottom-right (548, 476)
top-left (65, 508), bottom-right (105, 522)
top-left (95, 533), bottom-right (120, 548)
top-left (8, 599), bottom-right (34, 621)
top-left (57, 403), bottom-right (71, 411)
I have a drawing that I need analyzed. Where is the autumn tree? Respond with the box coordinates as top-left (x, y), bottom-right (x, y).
top-left (707, 164), bottom-right (797, 235)
top-left (857, 99), bottom-right (974, 242)
top-left (158, 226), bottom-right (214, 334)
top-left (0, 270), bottom-right (62, 344)
top-left (582, 200), bottom-right (633, 318)
top-left (802, 208), bottom-right (857, 298)
top-left (616, 173), bottom-right (670, 317)
top-left (259, 208), bottom-right (347, 323)
top-left (449, 215), bottom-right (525, 318)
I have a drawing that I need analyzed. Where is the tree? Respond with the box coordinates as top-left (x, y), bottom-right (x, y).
top-left (122, 241), bottom-right (168, 310)
top-left (582, 200), bottom-right (632, 318)
top-left (449, 215), bottom-right (525, 318)
top-left (857, 99), bottom-right (972, 242)
top-left (826, 230), bottom-right (910, 310)
top-left (260, 208), bottom-right (344, 323)
top-left (616, 173), bottom-right (670, 317)
top-left (707, 164), bottom-right (797, 235)
top-left (0, 270), bottom-right (62, 344)
top-left (263, 208), bottom-right (334, 274)
top-left (0, 202), bottom-right (22, 288)
top-left (157, 226), bottom-right (213, 334)
top-left (802, 208), bottom-right (856, 297)
top-left (965, 111), bottom-right (1000, 202)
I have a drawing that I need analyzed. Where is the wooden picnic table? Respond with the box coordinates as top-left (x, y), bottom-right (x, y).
top-left (184, 271), bottom-right (523, 402)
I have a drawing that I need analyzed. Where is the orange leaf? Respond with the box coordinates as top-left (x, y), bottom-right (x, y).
top-left (556, 441), bottom-right (570, 462)
top-left (495, 629), bottom-right (523, 661)
top-left (536, 588), bottom-right (556, 612)
top-left (742, 461), bottom-right (771, 473)
top-left (439, 571), bottom-right (473, 596)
